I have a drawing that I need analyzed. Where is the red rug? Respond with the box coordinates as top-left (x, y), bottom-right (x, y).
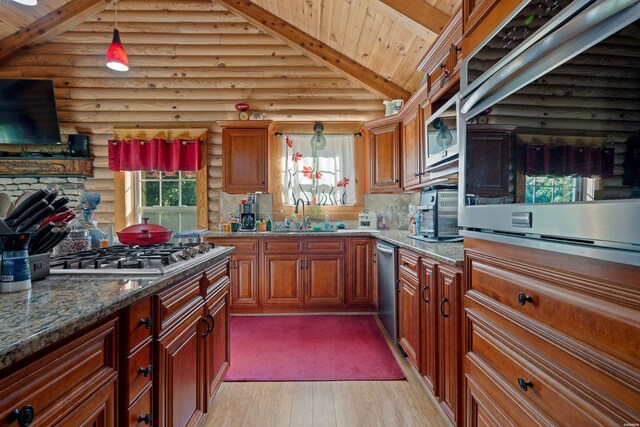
top-left (224, 315), bottom-right (406, 381)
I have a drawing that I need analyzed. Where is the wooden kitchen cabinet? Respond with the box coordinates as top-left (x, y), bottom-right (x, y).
top-left (155, 305), bottom-right (206, 427)
top-left (368, 122), bottom-right (402, 192)
top-left (305, 254), bottom-right (345, 306)
top-left (463, 238), bottom-right (640, 426)
top-left (419, 6), bottom-right (463, 101)
top-left (229, 254), bottom-right (259, 307)
top-left (263, 254), bottom-right (305, 306)
top-left (420, 258), bottom-right (438, 395)
top-left (219, 121), bottom-right (273, 193)
top-left (402, 106), bottom-right (423, 190)
top-left (0, 317), bottom-right (119, 427)
top-left (347, 237), bottom-right (375, 307)
top-left (437, 264), bottom-right (462, 424)
top-left (397, 248), bottom-right (422, 370)
top-left (203, 283), bottom-right (230, 409)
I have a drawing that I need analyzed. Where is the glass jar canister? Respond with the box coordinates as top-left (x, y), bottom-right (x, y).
top-left (53, 229), bottom-right (92, 256)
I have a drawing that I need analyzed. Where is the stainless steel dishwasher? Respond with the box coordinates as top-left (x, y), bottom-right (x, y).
top-left (376, 241), bottom-right (397, 344)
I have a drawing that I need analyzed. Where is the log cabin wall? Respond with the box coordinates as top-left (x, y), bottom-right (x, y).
top-left (0, 0), bottom-right (386, 228)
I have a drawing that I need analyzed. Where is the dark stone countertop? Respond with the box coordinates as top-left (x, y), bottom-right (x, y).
top-left (0, 246), bottom-right (233, 370)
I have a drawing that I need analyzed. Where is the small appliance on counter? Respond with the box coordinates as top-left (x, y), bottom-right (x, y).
top-left (239, 193), bottom-right (259, 231)
top-left (412, 186), bottom-right (462, 242)
top-left (0, 233), bottom-right (32, 292)
top-left (358, 209), bottom-right (377, 230)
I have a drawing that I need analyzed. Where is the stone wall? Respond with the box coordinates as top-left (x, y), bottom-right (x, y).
top-left (0, 177), bottom-right (87, 205)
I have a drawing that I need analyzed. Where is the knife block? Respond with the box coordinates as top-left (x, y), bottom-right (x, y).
top-left (28, 253), bottom-right (50, 281)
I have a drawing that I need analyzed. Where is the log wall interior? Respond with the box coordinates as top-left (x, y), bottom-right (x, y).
top-left (0, 0), bottom-right (386, 227)
top-left (0, 0), bottom-right (75, 39)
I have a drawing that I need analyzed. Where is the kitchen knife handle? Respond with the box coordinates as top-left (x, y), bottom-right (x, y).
top-left (5, 189), bottom-right (48, 222)
top-left (16, 205), bottom-right (55, 232)
top-left (7, 200), bottom-right (48, 228)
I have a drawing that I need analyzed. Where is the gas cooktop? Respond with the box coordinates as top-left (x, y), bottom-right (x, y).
top-left (50, 242), bottom-right (223, 275)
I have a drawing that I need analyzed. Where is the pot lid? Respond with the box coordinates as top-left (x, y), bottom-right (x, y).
top-left (120, 218), bottom-right (170, 234)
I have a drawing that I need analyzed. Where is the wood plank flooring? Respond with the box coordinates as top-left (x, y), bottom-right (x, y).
top-left (202, 322), bottom-right (450, 427)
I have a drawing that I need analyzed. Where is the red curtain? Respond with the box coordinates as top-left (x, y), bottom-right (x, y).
top-left (108, 138), bottom-right (202, 172)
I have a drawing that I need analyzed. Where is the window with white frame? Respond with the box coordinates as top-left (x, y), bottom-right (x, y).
top-left (136, 171), bottom-right (197, 232)
top-left (524, 176), bottom-right (581, 203)
top-left (281, 133), bottom-right (356, 206)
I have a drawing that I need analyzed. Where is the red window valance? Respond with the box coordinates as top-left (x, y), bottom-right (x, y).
top-left (108, 138), bottom-right (202, 172)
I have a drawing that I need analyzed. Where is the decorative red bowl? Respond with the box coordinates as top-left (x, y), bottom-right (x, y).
top-left (234, 103), bottom-right (250, 112)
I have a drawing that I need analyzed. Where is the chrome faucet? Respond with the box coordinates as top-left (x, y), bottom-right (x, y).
top-left (294, 199), bottom-right (307, 230)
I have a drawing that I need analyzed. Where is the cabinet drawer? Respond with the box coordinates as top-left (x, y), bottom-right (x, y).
top-left (123, 341), bottom-right (152, 406)
top-left (467, 256), bottom-right (640, 368)
top-left (204, 237), bottom-right (258, 253)
top-left (125, 385), bottom-right (152, 426)
top-left (122, 297), bottom-right (152, 353)
top-left (0, 317), bottom-right (118, 427)
top-left (156, 274), bottom-right (204, 335)
top-left (467, 317), bottom-right (615, 426)
top-left (204, 257), bottom-right (230, 298)
top-left (263, 238), bottom-right (303, 253)
top-left (398, 249), bottom-right (420, 282)
top-left (304, 238), bottom-right (344, 253)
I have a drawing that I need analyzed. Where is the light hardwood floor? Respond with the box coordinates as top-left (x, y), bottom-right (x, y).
top-left (202, 322), bottom-right (450, 427)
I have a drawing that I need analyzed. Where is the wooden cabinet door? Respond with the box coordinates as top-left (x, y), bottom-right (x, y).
top-left (398, 275), bottom-right (420, 369)
top-left (420, 259), bottom-right (438, 395)
top-left (305, 254), bottom-right (345, 306)
top-left (262, 255), bottom-right (304, 306)
top-left (156, 305), bottom-right (206, 427)
top-left (222, 128), bottom-right (268, 193)
top-left (58, 378), bottom-right (117, 427)
top-left (370, 123), bottom-right (401, 192)
top-left (402, 108), bottom-right (422, 190)
top-left (348, 238), bottom-right (374, 306)
top-left (229, 254), bottom-right (259, 308)
top-left (465, 126), bottom-right (515, 198)
top-left (437, 265), bottom-right (462, 425)
top-left (204, 289), bottom-right (229, 409)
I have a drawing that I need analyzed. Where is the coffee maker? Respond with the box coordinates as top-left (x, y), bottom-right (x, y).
top-left (239, 193), bottom-right (258, 231)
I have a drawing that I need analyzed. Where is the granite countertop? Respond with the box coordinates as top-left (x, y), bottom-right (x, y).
top-left (0, 246), bottom-right (233, 370)
top-left (205, 230), bottom-right (464, 266)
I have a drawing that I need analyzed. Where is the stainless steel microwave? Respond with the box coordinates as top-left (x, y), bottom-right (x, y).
top-left (458, 0), bottom-right (640, 254)
top-left (424, 96), bottom-right (458, 169)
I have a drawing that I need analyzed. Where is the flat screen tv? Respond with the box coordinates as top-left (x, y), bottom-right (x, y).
top-left (0, 78), bottom-right (62, 145)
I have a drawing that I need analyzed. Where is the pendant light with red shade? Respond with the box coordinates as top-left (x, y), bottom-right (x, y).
top-left (105, 0), bottom-right (129, 72)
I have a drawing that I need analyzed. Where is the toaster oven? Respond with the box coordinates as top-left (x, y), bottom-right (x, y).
top-left (416, 187), bottom-right (461, 242)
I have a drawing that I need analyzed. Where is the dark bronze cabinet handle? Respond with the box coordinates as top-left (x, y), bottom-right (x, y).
top-left (206, 313), bottom-right (215, 332)
top-left (455, 45), bottom-right (462, 52)
top-left (200, 317), bottom-right (210, 337)
top-left (138, 413), bottom-right (152, 425)
top-left (440, 297), bottom-right (449, 318)
top-left (7, 405), bottom-right (35, 426)
top-left (396, 278), bottom-right (402, 294)
top-left (421, 285), bottom-right (429, 303)
top-left (138, 316), bottom-right (152, 330)
top-left (517, 292), bottom-right (533, 306)
top-left (138, 365), bottom-right (152, 378)
top-left (517, 377), bottom-right (533, 392)
top-left (440, 63), bottom-right (447, 69)
top-left (372, 252), bottom-right (376, 264)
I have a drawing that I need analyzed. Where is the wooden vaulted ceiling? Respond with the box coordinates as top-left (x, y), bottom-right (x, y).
top-left (0, 0), bottom-right (460, 97)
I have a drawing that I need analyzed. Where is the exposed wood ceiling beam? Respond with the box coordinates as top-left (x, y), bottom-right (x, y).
top-left (372, 0), bottom-right (451, 35)
top-left (0, 0), bottom-right (111, 66)
top-left (214, 0), bottom-right (411, 101)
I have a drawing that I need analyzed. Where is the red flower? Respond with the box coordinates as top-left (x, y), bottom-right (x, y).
top-left (291, 152), bottom-right (302, 162)
top-left (337, 177), bottom-right (350, 187)
top-left (286, 136), bottom-right (293, 148)
top-left (302, 166), bottom-right (322, 180)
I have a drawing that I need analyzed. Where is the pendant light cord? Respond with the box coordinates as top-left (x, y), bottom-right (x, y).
top-left (114, 0), bottom-right (118, 30)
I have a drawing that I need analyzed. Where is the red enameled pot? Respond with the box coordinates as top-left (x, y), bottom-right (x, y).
top-left (117, 218), bottom-right (173, 246)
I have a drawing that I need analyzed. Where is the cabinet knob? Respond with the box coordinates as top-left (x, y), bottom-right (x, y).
top-left (394, 179), bottom-right (399, 183)
top-left (138, 316), bottom-right (152, 330)
top-left (517, 292), bottom-right (533, 306)
top-left (138, 364), bottom-right (152, 378)
top-left (517, 377), bottom-right (533, 392)
top-left (455, 45), bottom-right (462, 52)
top-left (7, 405), bottom-right (35, 426)
top-left (440, 63), bottom-right (447, 69)
top-left (138, 413), bottom-right (152, 425)
top-left (440, 297), bottom-right (449, 318)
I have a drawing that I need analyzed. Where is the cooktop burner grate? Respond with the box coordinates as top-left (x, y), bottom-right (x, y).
top-left (50, 242), bottom-right (215, 271)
